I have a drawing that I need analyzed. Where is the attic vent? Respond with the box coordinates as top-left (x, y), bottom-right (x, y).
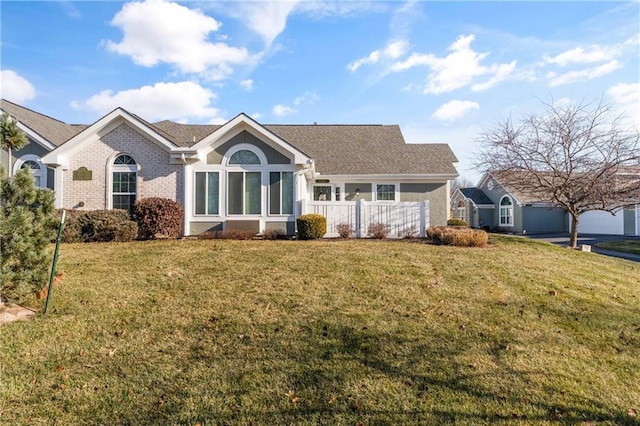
top-left (192, 136), bottom-right (196, 143)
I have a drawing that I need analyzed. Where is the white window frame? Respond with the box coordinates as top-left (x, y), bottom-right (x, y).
top-left (499, 195), bottom-right (514, 226)
top-left (194, 171), bottom-right (220, 216)
top-left (14, 154), bottom-right (47, 188)
top-left (109, 153), bottom-right (138, 213)
top-left (223, 144), bottom-right (266, 216)
top-left (312, 184), bottom-right (334, 201)
top-left (269, 171), bottom-right (294, 216)
top-left (374, 183), bottom-right (398, 202)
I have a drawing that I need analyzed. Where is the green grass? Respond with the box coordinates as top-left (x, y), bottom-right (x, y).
top-left (596, 240), bottom-right (640, 255)
top-left (2, 235), bottom-right (639, 425)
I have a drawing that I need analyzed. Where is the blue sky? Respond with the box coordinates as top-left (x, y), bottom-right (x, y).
top-left (1, 0), bottom-right (638, 182)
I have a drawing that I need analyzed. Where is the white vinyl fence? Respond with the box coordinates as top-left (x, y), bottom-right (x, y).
top-left (303, 200), bottom-right (429, 238)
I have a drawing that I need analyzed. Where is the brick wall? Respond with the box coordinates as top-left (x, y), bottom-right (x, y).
top-left (62, 123), bottom-right (183, 209)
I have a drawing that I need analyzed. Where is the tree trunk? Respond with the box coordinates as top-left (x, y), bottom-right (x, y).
top-left (7, 146), bottom-right (12, 180)
top-left (569, 212), bottom-right (579, 249)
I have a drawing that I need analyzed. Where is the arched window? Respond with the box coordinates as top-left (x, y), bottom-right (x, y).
top-left (112, 154), bottom-right (137, 214)
top-left (228, 149), bottom-right (261, 165)
top-left (16, 155), bottom-right (46, 188)
top-left (499, 195), bottom-right (513, 226)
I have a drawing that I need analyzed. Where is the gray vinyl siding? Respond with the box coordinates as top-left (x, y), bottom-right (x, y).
top-left (207, 130), bottom-right (291, 165)
top-left (265, 221), bottom-right (295, 235)
top-left (478, 208), bottom-right (494, 230)
top-left (400, 183), bottom-right (448, 227)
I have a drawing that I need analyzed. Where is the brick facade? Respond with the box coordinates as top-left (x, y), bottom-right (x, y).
top-left (62, 123), bottom-right (183, 210)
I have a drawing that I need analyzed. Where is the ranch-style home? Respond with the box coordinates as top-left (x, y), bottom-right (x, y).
top-left (1, 99), bottom-right (459, 237)
top-left (452, 171), bottom-right (640, 236)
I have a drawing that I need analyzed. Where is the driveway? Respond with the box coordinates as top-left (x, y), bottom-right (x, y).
top-left (525, 233), bottom-right (640, 262)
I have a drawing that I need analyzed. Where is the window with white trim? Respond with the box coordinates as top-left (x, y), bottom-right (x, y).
top-left (269, 172), bottom-right (293, 215)
top-left (15, 155), bottom-right (46, 188)
top-left (225, 147), bottom-right (263, 216)
top-left (376, 184), bottom-right (396, 201)
top-left (20, 160), bottom-right (44, 187)
top-left (313, 185), bottom-right (332, 201)
top-left (112, 154), bottom-right (137, 214)
top-left (195, 172), bottom-right (219, 215)
top-left (499, 195), bottom-right (513, 226)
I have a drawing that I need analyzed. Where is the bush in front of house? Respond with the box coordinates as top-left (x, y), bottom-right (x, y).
top-left (296, 214), bottom-right (326, 240)
top-left (427, 226), bottom-right (488, 247)
top-left (336, 223), bottom-right (354, 239)
top-left (367, 222), bottom-right (390, 239)
top-left (61, 209), bottom-right (138, 243)
top-left (447, 218), bottom-right (468, 227)
top-left (198, 229), bottom-right (255, 240)
top-left (134, 197), bottom-right (183, 240)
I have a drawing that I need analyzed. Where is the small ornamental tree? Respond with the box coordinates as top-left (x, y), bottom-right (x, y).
top-left (1, 113), bottom-right (29, 179)
top-left (1, 167), bottom-right (58, 303)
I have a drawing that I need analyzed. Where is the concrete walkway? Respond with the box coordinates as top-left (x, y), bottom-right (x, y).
top-left (525, 233), bottom-right (640, 263)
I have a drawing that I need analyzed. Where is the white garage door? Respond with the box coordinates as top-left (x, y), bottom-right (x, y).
top-left (577, 210), bottom-right (624, 235)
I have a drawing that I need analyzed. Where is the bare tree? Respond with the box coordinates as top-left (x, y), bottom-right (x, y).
top-left (475, 99), bottom-right (640, 248)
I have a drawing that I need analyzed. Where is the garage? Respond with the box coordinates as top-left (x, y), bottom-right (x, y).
top-left (577, 205), bottom-right (639, 236)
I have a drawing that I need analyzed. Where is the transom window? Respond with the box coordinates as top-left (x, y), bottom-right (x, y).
top-left (229, 150), bottom-right (261, 165)
top-left (376, 184), bottom-right (396, 201)
top-left (499, 195), bottom-right (513, 226)
top-left (112, 154), bottom-right (137, 214)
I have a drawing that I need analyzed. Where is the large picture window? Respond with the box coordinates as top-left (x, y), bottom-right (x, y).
top-left (269, 172), bottom-right (293, 215)
top-left (112, 154), bottom-right (137, 214)
top-left (499, 196), bottom-right (513, 226)
top-left (228, 171), bottom-right (261, 215)
top-left (195, 172), bottom-right (219, 215)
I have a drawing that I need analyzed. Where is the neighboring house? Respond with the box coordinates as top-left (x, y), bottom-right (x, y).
top-left (451, 171), bottom-right (568, 234)
top-left (1, 99), bottom-right (459, 236)
top-left (452, 171), bottom-right (640, 236)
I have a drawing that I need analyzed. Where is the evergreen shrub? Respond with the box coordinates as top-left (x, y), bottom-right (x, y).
top-left (296, 214), bottom-right (326, 240)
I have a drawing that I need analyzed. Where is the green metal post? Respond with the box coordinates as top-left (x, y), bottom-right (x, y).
top-left (44, 210), bottom-right (66, 314)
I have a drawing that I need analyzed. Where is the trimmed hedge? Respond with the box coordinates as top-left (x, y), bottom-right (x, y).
top-left (296, 214), bottom-right (326, 240)
top-left (447, 218), bottom-right (468, 227)
top-left (427, 226), bottom-right (488, 247)
top-left (61, 209), bottom-right (138, 243)
top-left (134, 197), bottom-right (183, 240)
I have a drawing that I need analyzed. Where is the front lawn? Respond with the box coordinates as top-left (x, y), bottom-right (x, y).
top-left (596, 240), bottom-right (640, 255)
top-left (2, 236), bottom-right (639, 424)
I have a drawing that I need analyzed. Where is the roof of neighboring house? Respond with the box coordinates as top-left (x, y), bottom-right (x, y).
top-left (488, 170), bottom-right (557, 204)
top-left (459, 187), bottom-right (494, 205)
top-left (2, 99), bottom-right (459, 177)
top-left (0, 99), bottom-right (87, 146)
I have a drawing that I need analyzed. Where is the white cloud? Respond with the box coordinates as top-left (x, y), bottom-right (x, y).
top-left (544, 45), bottom-right (614, 67)
top-left (240, 79), bottom-right (254, 92)
top-left (432, 100), bottom-right (479, 122)
top-left (237, 1), bottom-right (300, 46)
top-left (608, 82), bottom-right (640, 127)
top-left (72, 81), bottom-right (223, 123)
top-left (547, 60), bottom-right (621, 87)
top-left (390, 34), bottom-right (516, 95)
top-left (348, 40), bottom-right (409, 72)
top-left (0, 70), bottom-right (36, 103)
top-left (105, 0), bottom-right (255, 78)
top-left (293, 91), bottom-right (318, 106)
top-left (272, 104), bottom-right (297, 117)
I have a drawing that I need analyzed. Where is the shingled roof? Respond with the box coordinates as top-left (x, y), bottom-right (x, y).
top-left (0, 99), bottom-right (87, 146)
top-left (459, 188), bottom-right (494, 205)
top-left (150, 121), bottom-right (459, 176)
top-left (2, 100), bottom-right (458, 177)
